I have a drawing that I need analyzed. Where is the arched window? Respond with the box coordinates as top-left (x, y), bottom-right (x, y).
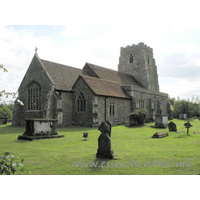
top-left (27, 81), bottom-right (41, 110)
top-left (129, 54), bottom-right (133, 63)
top-left (77, 92), bottom-right (86, 112)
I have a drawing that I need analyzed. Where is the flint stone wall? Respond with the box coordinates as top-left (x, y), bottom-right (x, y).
top-left (12, 55), bottom-right (55, 126)
top-left (72, 78), bottom-right (131, 126)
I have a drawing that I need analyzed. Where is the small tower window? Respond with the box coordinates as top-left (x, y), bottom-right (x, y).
top-left (129, 54), bottom-right (133, 63)
top-left (147, 56), bottom-right (150, 64)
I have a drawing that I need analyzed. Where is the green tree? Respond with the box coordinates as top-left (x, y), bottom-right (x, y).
top-left (173, 99), bottom-right (196, 118)
top-left (168, 97), bottom-right (176, 106)
top-left (0, 65), bottom-right (17, 99)
top-left (191, 103), bottom-right (200, 117)
top-left (0, 106), bottom-right (12, 119)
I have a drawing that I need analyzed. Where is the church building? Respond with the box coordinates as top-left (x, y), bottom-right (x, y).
top-left (13, 42), bottom-right (170, 127)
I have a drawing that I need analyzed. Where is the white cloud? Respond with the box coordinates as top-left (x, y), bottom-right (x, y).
top-left (1, 22), bottom-right (200, 103)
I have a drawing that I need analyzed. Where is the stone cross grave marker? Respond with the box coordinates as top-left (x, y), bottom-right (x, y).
top-left (184, 121), bottom-right (193, 134)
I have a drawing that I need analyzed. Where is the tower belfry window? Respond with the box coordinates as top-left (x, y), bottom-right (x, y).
top-left (129, 54), bottom-right (133, 63)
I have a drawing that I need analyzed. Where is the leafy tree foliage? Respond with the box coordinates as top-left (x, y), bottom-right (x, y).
top-left (0, 105), bottom-right (12, 119)
top-left (0, 65), bottom-right (17, 99)
top-left (0, 152), bottom-right (24, 175)
top-left (170, 97), bottom-right (200, 118)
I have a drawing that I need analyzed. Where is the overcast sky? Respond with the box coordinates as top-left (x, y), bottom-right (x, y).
top-left (1, 0), bottom-right (200, 103)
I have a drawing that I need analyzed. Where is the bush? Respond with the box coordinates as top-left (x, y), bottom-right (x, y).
top-left (0, 152), bottom-right (24, 175)
top-left (129, 109), bottom-right (149, 126)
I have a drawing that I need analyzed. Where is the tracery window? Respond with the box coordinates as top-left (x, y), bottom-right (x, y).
top-left (129, 54), bottom-right (133, 63)
top-left (77, 92), bottom-right (86, 112)
top-left (27, 81), bottom-right (41, 110)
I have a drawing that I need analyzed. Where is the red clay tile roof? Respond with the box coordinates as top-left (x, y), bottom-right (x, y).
top-left (80, 75), bottom-right (131, 99)
top-left (84, 63), bottom-right (145, 89)
top-left (40, 59), bottom-right (82, 91)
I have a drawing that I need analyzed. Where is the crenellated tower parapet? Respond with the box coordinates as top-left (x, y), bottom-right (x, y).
top-left (118, 42), bottom-right (159, 92)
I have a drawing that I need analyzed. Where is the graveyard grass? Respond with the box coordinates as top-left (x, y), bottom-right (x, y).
top-left (0, 119), bottom-right (200, 175)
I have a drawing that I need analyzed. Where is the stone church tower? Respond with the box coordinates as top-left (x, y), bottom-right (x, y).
top-left (118, 42), bottom-right (159, 92)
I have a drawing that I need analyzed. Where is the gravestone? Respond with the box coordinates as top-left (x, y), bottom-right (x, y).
top-left (168, 122), bottom-right (177, 132)
top-left (152, 131), bottom-right (169, 138)
top-left (184, 121), bottom-right (193, 134)
top-left (96, 121), bottom-right (114, 159)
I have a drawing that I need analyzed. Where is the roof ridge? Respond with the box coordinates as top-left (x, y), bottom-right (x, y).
top-left (86, 62), bottom-right (118, 72)
top-left (41, 58), bottom-right (81, 70)
top-left (80, 74), bottom-right (121, 85)
top-left (86, 62), bottom-right (143, 78)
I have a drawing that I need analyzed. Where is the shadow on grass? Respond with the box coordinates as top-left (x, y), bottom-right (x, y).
top-left (0, 125), bottom-right (24, 134)
top-left (57, 126), bottom-right (98, 133)
top-left (175, 134), bottom-right (193, 138)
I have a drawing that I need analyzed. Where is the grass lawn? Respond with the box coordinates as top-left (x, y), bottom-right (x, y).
top-left (0, 119), bottom-right (200, 175)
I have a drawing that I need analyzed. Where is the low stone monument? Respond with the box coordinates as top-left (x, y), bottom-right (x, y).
top-left (179, 114), bottom-right (187, 120)
top-left (96, 121), bottom-right (114, 159)
top-left (168, 122), bottom-right (177, 132)
top-left (18, 118), bottom-right (64, 141)
top-left (152, 131), bottom-right (169, 138)
top-left (154, 110), bottom-right (168, 128)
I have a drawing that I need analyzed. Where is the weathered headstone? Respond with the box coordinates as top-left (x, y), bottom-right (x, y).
top-left (96, 121), bottom-right (114, 159)
top-left (106, 120), bottom-right (111, 137)
top-left (152, 131), bottom-right (169, 138)
top-left (168, 122), bottom-right (177, 132)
